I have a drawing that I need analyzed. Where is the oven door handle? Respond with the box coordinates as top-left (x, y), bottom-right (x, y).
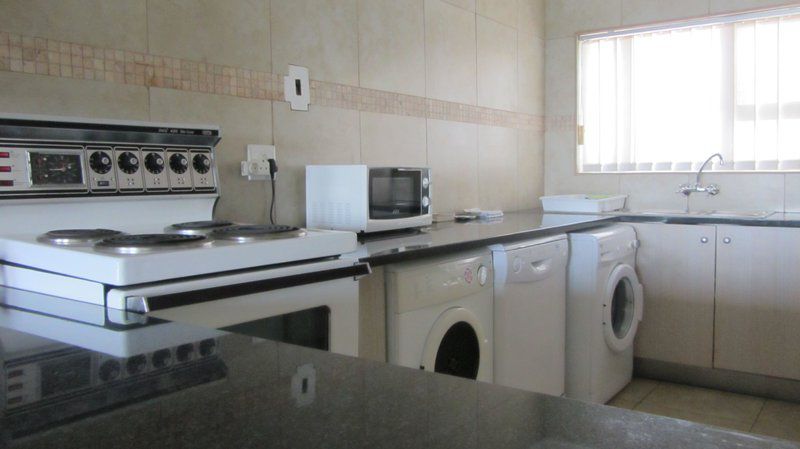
top-left (125, 262), bottom-right (371, 313)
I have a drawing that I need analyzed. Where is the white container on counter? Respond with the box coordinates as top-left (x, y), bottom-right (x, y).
top-left (540, 194), bottom-right (628, 213)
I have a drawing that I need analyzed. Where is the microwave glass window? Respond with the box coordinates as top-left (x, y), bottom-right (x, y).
top-left (370, 169), bottom-right (422, 219)
top-left (221, 305), bottom-right (330, 351)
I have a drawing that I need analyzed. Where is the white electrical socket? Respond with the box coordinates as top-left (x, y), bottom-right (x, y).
top-left (241, 144), bottom-right (277, 181)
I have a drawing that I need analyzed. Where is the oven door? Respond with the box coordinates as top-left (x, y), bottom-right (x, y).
top-left (369, 168), bottom-right (430, 220)
top-left (105, 259), bottom-right (370, 357)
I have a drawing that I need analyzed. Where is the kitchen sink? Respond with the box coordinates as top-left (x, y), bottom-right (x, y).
top-left (638, 210), bottom-right (775, 219)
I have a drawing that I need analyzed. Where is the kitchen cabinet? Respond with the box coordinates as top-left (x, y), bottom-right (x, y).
top-left (714, 225), bottom-right (800, 380)
top-left (631, 223), bottom-right (717, 368)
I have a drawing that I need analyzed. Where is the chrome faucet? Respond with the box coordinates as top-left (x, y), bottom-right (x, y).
top-left (677, 153), bottom-right (724, 197)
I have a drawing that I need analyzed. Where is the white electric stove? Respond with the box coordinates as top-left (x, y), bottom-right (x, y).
top-left (0, 114), bottom-right (367, 356)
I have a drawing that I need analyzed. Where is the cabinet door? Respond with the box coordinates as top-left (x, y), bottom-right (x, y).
top-left (631, 223), bottom-right (716, 367)
top-left (715, 225), bottom-right (800, 380)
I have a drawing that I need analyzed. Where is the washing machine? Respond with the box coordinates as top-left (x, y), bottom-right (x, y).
top-left (490, 234), bottom-right (568, 396)
top-left (386, 249), bottom-right (493, 382)
top-left (566, 225), bottom-right (643, 404)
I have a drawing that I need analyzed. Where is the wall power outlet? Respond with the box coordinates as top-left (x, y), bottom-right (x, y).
top-left (241, 144), bottom-right (276, 181)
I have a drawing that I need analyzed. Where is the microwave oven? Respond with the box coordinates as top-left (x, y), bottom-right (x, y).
top-left (306, 165), bottom-right (432, 233)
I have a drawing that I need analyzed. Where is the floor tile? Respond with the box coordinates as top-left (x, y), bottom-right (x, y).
top-left (750, 400), bottom-right (800, 442)
top-left (607, 378), bottom-right (660, 408)
top-left (634, 401), bottom-right (754, 432)
top-left (638, 381), bottom-right (765, 424)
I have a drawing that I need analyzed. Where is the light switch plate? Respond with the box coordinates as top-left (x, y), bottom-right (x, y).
top-left (284, 65), bottom-right (310, 111)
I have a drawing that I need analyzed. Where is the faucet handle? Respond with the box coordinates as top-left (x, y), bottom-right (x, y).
top-left (706, 184), bottom-right (720, 196)
top-left (677, 183), bottom-right (693, 196)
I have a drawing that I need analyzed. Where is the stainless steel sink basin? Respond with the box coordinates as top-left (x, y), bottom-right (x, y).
top-left (638, 210), bottom-right (775, 219)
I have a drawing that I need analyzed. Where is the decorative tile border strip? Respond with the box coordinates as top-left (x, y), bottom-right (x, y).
top-left (0, 30), bottom-right (543, 132)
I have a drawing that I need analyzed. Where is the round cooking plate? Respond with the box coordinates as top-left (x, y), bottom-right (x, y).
top-left (37, 229), bottom-right (123, 246)
top-left (94, 233), bottom-right (208, 254)
top-left (208, 224), bottom-right (306, 242)
top-left (165, 220), bottom-right (236, 236)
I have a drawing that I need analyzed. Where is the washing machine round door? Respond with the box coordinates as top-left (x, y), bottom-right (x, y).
top-left (421, 307), bottom-right (491, 381)
top-left (602, 264), bottom-right (644, 352)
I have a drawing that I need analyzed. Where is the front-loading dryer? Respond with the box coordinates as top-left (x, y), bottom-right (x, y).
top-left (386, 249), bottom-right (493, 382)
top-left (566, 225), bottom-right (643, 403)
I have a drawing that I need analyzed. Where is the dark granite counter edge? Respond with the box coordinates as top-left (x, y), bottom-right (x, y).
top-left (360, 216), bottom-right (618, 266)
top-left (616, 213), bottom-right (800, 227)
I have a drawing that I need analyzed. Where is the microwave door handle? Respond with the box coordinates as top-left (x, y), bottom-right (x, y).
top-left (124, 263), bottom-right (371, 314)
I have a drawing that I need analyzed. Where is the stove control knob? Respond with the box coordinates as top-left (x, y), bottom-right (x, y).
top-left (176, 343), bottom-right (195, 362)
top-left (145, 153), bottom-right (165, 174)
top-left (89, 151), bottom-right (113, 174)
top-left (126, 355), bottom-right (147, 375)
top-left (169, 153), bottom-right (189, 174)
top-left (199, 339), bottom-right (216, 357)
top-left (192, 154), bottom-right (211, 174)
top-left (118, 151), bottom-right (140, 174)
top-left (152, 349), bottom-right (172, 369)
top-left (99, 359), bottom-right (121, 382)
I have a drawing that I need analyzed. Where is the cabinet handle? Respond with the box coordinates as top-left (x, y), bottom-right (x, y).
top-left (700, 237), bottom-right (709, 244)
top-left (723, 237), bottom-right (732, 244)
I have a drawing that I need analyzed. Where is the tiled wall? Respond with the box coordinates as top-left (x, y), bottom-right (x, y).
top-left (0, 0), bottom-right (545, 226)
top-left (544, 0), bottom-right (800, 213)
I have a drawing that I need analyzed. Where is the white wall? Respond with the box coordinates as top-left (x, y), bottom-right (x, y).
top-left (544, 0), bottom-right (800, 212)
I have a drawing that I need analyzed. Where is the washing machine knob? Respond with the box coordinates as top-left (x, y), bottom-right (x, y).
top-left (477, 265), bottom-right (488, 286)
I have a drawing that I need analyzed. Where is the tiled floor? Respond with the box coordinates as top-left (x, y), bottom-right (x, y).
top-left (607, 378), bottom-right (800, 442)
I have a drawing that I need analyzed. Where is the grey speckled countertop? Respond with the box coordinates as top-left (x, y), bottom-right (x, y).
top-left (346, 211), bottom-right (615, 266)
top-left (343, 209), bottom-right (800, 266)
top-left (0, 287), bottom-right (797, 449)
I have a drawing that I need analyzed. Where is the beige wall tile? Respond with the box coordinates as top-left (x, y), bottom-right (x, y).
top-left (148, 88), bottom-right (273, 224)
top-left (622, 0), bottom-right (709, 25)
top-left (478, 125), bottom-right (518, 211)
top-left (477, 0), bottom-right (518, 27)
top-left (710, 0), bottom-right (798, 13)
top-left (544, 37), bottom-right (577, 117)
top-left (425, 0), bottom-right (478, 105)
top-left (271, 0), bottom-right (358, 85)
top-left (360, 111), bottom-right (427, 167)
top-left (687, 173), bottom-right (784, 212)
top-left (545, 0), bottom-right (622, 39)
top-left (620, 173), bottom-right (693, 211)
top-left (427, 119), bottom-right (479, 213)
top-left (0, 72), bottom-right (148, 120)
top-left (477, 17), bottom-right (517, 111)
top-left (148, 0), bottom-right (271, 71)
top-left (519, 0), bottom-right (545, 38)
top-left (441, 0), bottom-right (477, 11)
top-left (273, 103), bottom-right (361, 226)
top-left (518, 33), bottom-right (544, 115)
top-left (358, 0), bottom-right (426, 97)
top-left (517, 129), bottom-right (544, 210)
top-left (544, 128), bottom-right (620, 195)
top-left (0, 0), bottom-right (147, 52)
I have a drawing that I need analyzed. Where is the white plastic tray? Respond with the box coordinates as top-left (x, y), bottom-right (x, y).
top-left (540, 194), bottom-right (628, 213)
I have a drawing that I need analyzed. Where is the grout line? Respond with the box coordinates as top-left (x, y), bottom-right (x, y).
top-left (749, 400), bottom-right (767, 432)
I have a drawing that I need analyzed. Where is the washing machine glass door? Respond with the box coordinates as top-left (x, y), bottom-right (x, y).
top-left (421, 307), bottom-right (491, 381)
top-left (602, 264), bottom-right (644, 352)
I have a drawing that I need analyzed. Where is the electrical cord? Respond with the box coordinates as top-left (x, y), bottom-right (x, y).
top-left (268, 158), bottom-right (278, 225)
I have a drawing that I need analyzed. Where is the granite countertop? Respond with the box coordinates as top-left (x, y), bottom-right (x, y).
top-left (346, 211), bottom-right (616, 266)
top-left (0, 288), bottom-right (796, 449)
top-left (343, 209), bottom-right (800, 267)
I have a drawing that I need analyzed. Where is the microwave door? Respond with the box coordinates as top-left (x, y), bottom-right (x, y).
top-left (107, 261), bottom-right (369, 357)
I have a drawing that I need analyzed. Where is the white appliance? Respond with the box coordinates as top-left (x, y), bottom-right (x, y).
top-left (566, 225), bottom-right (644, 403)
top-left (386, 249), bottom-right (493, 382)
top-left (0, 114), bottom-right (367, 357)
top-left (306, 165), bottom-right (432, 233)
top-left (490, 234), bottom-right (568, 395)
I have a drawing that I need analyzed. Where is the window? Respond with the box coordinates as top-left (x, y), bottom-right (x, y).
top-left (577, 7), bottom-right (800, 172)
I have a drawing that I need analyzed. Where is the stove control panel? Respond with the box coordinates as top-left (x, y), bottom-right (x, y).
top-left (0, 144), bottom-right (217, 197)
